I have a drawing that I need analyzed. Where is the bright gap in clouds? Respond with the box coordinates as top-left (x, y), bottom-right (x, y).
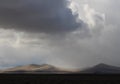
top-left (0, 0), bottom-right (119, 69)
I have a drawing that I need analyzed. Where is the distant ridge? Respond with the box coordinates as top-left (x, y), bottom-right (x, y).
top-left (80, 63), bottom-right (120, 74)
top-left (0, 63), bottom-right (120, 74)
top-left (0, 64), bottom-right (76, 74)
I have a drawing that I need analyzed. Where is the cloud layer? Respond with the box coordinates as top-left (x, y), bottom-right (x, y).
top-left (0, 0), bottom-right (81, 34)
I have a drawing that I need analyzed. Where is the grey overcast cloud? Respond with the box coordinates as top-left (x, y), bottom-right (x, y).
top-left (0, 0), bottom-right (119, 69)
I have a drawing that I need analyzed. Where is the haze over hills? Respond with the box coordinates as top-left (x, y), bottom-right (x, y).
top-left (0, 63), bottom-right (120, 74)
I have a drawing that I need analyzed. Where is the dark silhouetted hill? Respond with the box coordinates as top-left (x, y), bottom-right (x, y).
top-left (79, 63), bottom-right (120, 74)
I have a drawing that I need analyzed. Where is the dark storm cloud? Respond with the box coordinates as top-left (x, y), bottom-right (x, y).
top-left (0, 0), bottom-right (81, 34)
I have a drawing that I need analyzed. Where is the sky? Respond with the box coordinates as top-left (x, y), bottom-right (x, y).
top-left (0, 0), bottom-right (119, 69)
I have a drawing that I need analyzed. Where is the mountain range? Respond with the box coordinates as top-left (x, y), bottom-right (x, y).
top-left (0, 63), bottom-right (120, 74)
top-left (0, 64), bottom-right (77, 74)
